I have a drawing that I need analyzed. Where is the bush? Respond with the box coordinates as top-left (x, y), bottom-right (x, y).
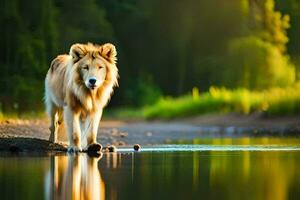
top-left (264, 84), bottom-right (300, 116)
top-left (225, 36), bottom-right (295, 89)
top-left (144, 83), bottom-right (300, 119)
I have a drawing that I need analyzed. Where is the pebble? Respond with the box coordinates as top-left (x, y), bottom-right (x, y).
top-left (133, 144), bottom-right (141, 151)
top-left (108, 145), bottom-right (117, 152)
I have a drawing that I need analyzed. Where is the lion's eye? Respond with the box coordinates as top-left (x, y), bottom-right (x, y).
top-left (83, 65), bottom-right (89, 70)
top-left (98, 66), bottom-right (104, 69)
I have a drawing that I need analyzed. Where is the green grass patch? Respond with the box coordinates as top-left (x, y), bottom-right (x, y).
top-left (144, 83), bottom-right (300, 119)
top-left (0, 111), bottom-right (46, 121)
top-left (1, 84), bottom-right (299, 121)
top-left (103, 107), bottom-right (144, 120)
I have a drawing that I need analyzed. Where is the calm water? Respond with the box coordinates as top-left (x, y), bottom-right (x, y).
top-left (1, 137), bottom-right (300, 200)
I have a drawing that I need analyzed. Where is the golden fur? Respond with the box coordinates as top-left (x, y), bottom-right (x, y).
top-left (45, 43), bottom-right (118, 151)
top-left (46, 155), bottom-right (105, 200)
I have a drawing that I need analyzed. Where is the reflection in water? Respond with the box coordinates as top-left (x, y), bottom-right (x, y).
top-left (1, 137), bottom-right (300, 200)
top-left (45, 154), bottom-right (105, 200)
top-left (98, 138), bottom-right (300, 200)
top-left (207, 151), bottom-right (296, 200)
top-left (105, 152), bottom-right (123, 169)
top-left (104, 151), bottom-right (300, 200)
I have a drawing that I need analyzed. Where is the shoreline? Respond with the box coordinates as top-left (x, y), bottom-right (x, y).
top-left (0, 113), bottom-right (299, 152)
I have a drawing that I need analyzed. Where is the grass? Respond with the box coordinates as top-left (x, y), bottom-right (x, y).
top-left (1, 84), bottom-right (299, 121)
top-left (0, 111), bottom-right (46, 121)
top-left (103, 107), bottom-right (143, 120)
top-left (143, 83), bottom-right (300, 119)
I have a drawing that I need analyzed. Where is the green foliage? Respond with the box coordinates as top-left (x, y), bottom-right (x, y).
top-left (225, 36), bottom-right (295, 89)
top-left (144, 83), bottom-right (300, 119)
top-left (124, 78), bottom-right (162, 106)
top-left (251, 0), bottom-right (290, 52)
top-left (223, 0), bottom-right (296, 89)
top-left (0, 0), bottom-right (58, 112)
top-left (276, 0), bottom-right (300, 57)
top-left (55, 0), bottom-right (114, 50)
top-left (104, 107), bottom-right (143, 120)
top-left (0, 0), bottom-right (113, 113)
top-left (264, 85), bottom-right (300, 116)
top-left (1, 0), bottom-right (300, 115)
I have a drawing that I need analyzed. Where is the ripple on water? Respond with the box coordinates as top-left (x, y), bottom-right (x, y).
top-left (117, 144), bottom-right (300, 152)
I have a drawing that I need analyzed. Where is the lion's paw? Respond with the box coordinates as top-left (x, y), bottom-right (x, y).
top-left (87, 143), bottom-right (102, 152)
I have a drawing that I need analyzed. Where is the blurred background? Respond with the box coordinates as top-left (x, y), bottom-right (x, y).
top-left (0, 0), bottom-right (300, 118)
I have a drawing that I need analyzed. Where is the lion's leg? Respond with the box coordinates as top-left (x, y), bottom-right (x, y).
top-left (85, 110), bottom-right (102, 151)
top-left (57, 108), bottom-right (63, 126)
top-left (48, 103), bottom-right (59, 143)
top-left (64, 106), bottom-right (82, 152)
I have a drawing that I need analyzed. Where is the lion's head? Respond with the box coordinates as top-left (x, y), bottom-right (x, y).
top-left (69, 43), bottom-right (118, 91)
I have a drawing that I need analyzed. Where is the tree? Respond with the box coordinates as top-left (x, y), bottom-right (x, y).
top-left (225, 36), bottom-right (295, 89)
top-left (0, 0), bottom-right (59, 112)
top-left (275, 0), bottom-right (300, 79)
top-left (224, 0), bottom-right (296, 89)
top-left (249, 0), bottom-right (290, 52)
top-left (54, 0), bottom-right (114, 52)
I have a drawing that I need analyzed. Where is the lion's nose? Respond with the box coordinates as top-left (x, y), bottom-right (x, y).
top-left (89, 78), bottom-right (97, 85)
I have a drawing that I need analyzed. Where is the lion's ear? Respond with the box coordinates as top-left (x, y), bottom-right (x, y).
top-left (99, 43), bottom-right (117, 64)
top-left (70, 43), bottom-right (86, 63)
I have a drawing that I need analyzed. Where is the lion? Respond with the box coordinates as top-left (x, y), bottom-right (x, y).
top-left (46, 154), bottom-right (105, 200)
top-left (44, 43), bottom-right (118, 152)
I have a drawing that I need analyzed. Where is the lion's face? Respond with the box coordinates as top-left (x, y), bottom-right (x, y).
top-left (79, 57), bottom-right (107, 90)
top-left (70, 43), bottom-right (117, 91)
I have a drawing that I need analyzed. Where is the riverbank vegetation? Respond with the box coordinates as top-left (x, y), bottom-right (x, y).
top-left (1, 0), bottom-right (300, 119)
top-left (144, 83), bottom-right (300, 119)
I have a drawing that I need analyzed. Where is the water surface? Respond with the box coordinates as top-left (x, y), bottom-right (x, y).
top-left (1, 137), bottom-right (300, 200)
